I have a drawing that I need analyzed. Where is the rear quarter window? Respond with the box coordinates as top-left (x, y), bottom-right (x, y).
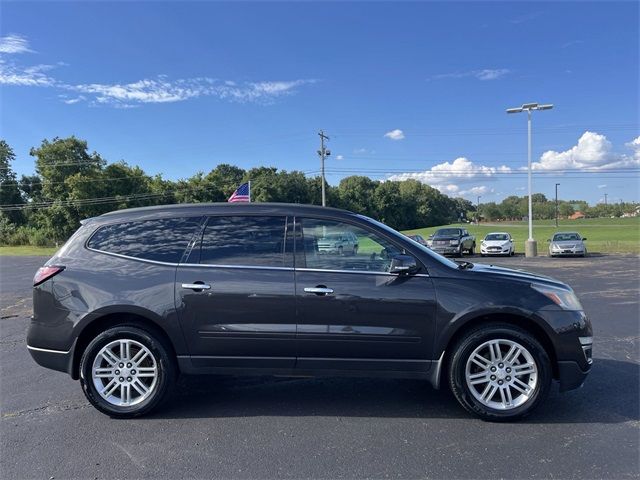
top-left (87, 217), bottom-right (203, 263)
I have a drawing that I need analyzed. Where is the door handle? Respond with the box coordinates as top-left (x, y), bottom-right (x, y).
top-left (182, 282), bottom-right (211, 291)
top-left (304, 287), bottom-right (334, 295)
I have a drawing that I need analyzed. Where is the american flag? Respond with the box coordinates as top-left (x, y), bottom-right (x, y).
top-left (228, 182), bottom-right (251, 203)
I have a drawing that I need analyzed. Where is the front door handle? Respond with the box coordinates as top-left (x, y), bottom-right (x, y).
top-left (304, 287), bottom-right (334, 295)
top-left (182, 282), bottom-right (211, 291)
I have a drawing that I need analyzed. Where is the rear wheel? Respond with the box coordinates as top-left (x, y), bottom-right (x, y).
top-left (79, 325), bottom-right (176, 418)
top-left (469, 244), bottom-right (475, 255)
top-left (448, 323), bottom-right (552, 421)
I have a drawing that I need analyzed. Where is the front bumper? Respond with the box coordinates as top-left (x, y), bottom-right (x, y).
top-left (557, 360), bottom-right (591, 392)
top-left (480, 246), bottom-right (511, 255)
top-left (550, 246), bottom-right (585, 256)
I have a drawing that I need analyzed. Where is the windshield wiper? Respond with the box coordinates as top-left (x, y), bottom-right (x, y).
top-left (456, 260), bottom-right (474, 270)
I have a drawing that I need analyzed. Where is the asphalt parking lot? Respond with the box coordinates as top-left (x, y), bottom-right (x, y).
top-left (1, 254), bottom-right (638, 479)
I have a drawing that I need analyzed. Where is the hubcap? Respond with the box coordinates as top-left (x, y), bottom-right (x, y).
top-left (465, 339), bottom-right (538, 410)
top-left (91, 339), bottom-right (158, 407)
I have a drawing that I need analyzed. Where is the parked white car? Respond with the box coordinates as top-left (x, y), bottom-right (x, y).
top-left (480, 232), bottom-right (515, 256)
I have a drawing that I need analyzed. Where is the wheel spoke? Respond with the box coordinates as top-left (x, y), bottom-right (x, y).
top-left (120, 340), bottom-right (130, 361)
top-left (482, 385), bottom-right (498, 402)
top-left (131, 379), bottom-right (149, 396)
top-left (511, 378), bottom-right (532, 395)
top-left (468, 372), bottom-right (490, 385)
top-left (136, 367), bottom-right (156, 377)
top-left (102, 348), bottom-right (119, 366)
top-left (131, 349), bottom-right (148, 365)
top-left (102, 379), bottom-right (119, 397)
top-left (94, 367), bottom-right (114, 378)
top-left (471, 353), bottom-right (491, 369)
top-left (489, 342), bottom-right (502, 362)
top-left (499, 386), bottom-right (513, 407)
top-left (513, 363), bottom-right (535, 376)
top-left (504, 345), bottom-right (521, 364)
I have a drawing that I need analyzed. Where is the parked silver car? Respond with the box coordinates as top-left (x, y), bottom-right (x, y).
top-left (548, 232), bottom-right (587, 257)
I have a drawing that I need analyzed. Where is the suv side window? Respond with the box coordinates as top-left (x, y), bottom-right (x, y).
top-left (87, 216), bottom-right (203, 263)
top-left (196, 216), bottom-right (290, 267)
top-left (299, 217), bottom-right (401, 272)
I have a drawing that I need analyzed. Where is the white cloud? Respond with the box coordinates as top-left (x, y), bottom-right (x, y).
top-left (388, 157), bottom-right (509, 198)
top-left (597, 184), bottom-right (607, 189)
top-left (336, 155), bottom-right (344, 161)
top-left (0, 34), bottom-right (33, 54)
top-left (0, 34), bottom-right (316, 107)
top-left (533, 132), bottom-right (640, 170)
top-left (384, 129), bottom-right (405, 140)
top-left (431, 68), bottom-right (511, 81)
top-left (0, 60), bottom-right (56, 86)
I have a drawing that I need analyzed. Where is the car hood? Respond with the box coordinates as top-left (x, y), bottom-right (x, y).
top-left (482, 240), bottom-right (510, 247)
top-left (466, 262), bottom-right (566, 288)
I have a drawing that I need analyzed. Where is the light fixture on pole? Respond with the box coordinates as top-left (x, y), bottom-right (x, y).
top-left (506, 102), bottom-right (553, 257)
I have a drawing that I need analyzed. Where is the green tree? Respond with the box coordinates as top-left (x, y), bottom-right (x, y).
top-left (0, 140), bottom-right (25, 224)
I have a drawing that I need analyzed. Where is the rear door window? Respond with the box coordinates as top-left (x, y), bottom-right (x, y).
top-left (87, 217), bottom-right (203, 263)
top-left (193, 216), bottom-right (291, 267)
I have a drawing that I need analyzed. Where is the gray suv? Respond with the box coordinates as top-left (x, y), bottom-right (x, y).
top-left (28, 203), bottom-right (593, 420)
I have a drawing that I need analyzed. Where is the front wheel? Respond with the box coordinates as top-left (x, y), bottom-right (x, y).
top-left (469, 244), bottom-right (475, 255)
top-left (448, 323), bottom-right (552, 421)
top-left (79, 325), bottom-right (176, 418)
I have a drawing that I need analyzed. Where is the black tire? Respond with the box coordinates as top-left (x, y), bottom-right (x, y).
top-left (353, 245), bottom-right (359, 256)
top-left (510, 249), bottom-right (515, 256)
top-left (338, 246), bottom-right (344, 256)
top-left (469, 244), bottom-right (475, 255)
top-left (458, 246), bottom-right (464, 257)
top-left (79, 325), bottom-right (176, 418)
top-left (448, 323), bottom-right (552, 422)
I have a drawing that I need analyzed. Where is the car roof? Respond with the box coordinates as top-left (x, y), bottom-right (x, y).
top-left (485, 232), bottom-right (510, 236)
top-left (553, 231), bottom-right (580, 235)
top-left (84, 202), bottom-right (355, 225)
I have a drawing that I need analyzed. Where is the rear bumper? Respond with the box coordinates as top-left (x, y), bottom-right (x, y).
top-left (27, 340), bottom-right (76, 377)
top-left (557, 360), bottom-right (591, 392)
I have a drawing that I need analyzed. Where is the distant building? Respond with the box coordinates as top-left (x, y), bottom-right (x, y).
top-left (569, 211), bottom-right (586, 220)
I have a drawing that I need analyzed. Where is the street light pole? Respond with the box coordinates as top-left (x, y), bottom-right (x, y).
top-left (476, 195), bottom-right (481, 224)
top-left (555, 183), bottom-right (560, 227)
top-left (507, 102), bottom-right (553, 257)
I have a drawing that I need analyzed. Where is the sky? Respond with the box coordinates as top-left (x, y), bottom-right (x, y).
top-left (1, 1), bottom-right (638, 205)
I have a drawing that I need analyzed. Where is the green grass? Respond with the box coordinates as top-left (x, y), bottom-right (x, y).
top-left (0, 245), bottom-right (58, 256)
top-left (403, 217), bottom-right (640, 254)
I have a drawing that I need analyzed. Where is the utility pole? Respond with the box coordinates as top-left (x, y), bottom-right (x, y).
top-left (604, 193), bottom-right (608, 205)
top-left (476, 196), bottom-right (481, 224)
top-left (555, 183), bottom-right (560, 227)
top-left (317, 130), bottom-right (330, 207)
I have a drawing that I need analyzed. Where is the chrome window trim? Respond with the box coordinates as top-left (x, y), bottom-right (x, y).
top-left (180, 263), bottom-right (294, 271)
top-left (86, 247), bottom-right (179, 267)
top-left (296, 267), bottom-right (429, 277)
top-left (27, 344), bottom-right (71, 355)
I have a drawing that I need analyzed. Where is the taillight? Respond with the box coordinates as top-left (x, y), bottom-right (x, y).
top-left (33, 266), bottom-right (65, 287)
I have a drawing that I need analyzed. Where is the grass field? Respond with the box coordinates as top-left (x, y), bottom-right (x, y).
top-left (403, 217), bottom-right (640, 254)
top-left (0, 246), bottom-right (58, 256)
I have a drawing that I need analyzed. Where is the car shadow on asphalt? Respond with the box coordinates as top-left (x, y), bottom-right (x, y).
top-left (147, 358), bottom-right (639, 424)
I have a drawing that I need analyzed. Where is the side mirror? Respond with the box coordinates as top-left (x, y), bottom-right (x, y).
top-left (582, 237), bottom-right (587, 241)
top-left (390, 255), bottom-right (419, 275)
top-left (428, 234), bottom-right (434, 239)
top-left (546, 239), bottom-right (551, 242)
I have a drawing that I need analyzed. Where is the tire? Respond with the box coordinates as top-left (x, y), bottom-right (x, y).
top-left (458, 246), bottom-right (464, 257)
top-left (79, 325), bottom-right (176, 418)
top-left (338, 246), bottom-right (344, 256)
top-left (469, 244), bottom-right (475, 255)
top-left (510, 248), bottom-right (515, 256)
top-left (353, 245), bottom-right (359, 256)
top-left (448, 323), bottom-right (552, 422)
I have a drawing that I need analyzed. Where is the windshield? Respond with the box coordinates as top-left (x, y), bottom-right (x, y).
top-left (356, 215), bottom-right (459, 269)
top-left (434, 228), bottom-right (461, 237)
top-left (322, 233), bottom-right (342, 240)
top-left (553, 233), bottom-right (580, 241)
top-left (485, 234), bottom-right (509, 241)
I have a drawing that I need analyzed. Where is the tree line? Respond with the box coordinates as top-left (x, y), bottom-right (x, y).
top-left (1, 137), bottom-right (636, 247)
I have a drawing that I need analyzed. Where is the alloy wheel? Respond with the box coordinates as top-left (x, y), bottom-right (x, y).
top-left (91, 339), bottom-right (158, 407)
top-left (465, 339), bottom-right (538, 410)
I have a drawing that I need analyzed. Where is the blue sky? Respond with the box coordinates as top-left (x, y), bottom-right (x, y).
top-left (1, 1), bottom-right (638, 204)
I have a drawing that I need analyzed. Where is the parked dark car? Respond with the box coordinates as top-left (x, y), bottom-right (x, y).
top-left (430, 228), bottom-right (476, 256)
top-left (28, 203), bottom-right (592, 421)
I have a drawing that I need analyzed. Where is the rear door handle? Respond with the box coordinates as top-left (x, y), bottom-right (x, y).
top-left (182, 283), bottom-right (211, 291)
top-left (304, 287), bottom-right (334, 295)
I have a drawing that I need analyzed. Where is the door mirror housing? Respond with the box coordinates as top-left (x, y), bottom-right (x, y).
top-left (389, 255), bottom-right (419, 275)
top-left (582, 237), bottom-right (587, 241)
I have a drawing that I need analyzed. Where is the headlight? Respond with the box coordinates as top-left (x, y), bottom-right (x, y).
top-left (531, 284), bottom-right (583, 311)
top-left (551, 243), bottom-right (559, 249)
top-left (481, 241), bottom-right (486, 246)
top-left (450, 240), bottom-right (459, 245)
